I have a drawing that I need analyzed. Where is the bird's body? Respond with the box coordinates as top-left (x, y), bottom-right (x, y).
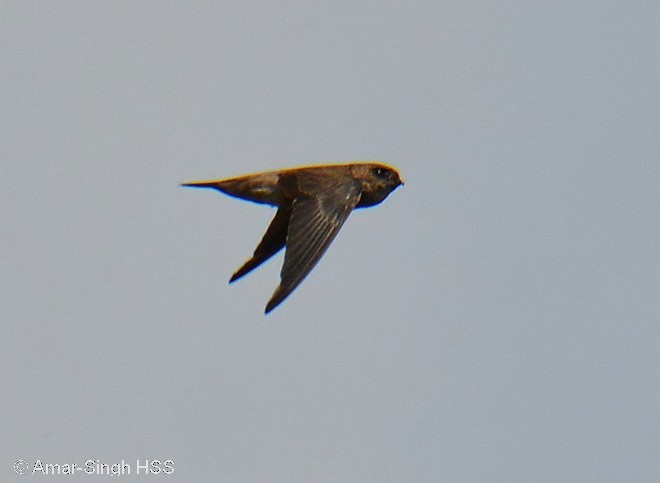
top-left (183, 162), bottom-right (403, 313)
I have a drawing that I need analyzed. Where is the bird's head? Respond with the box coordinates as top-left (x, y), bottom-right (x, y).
top-left (354, 162), bottom-right (403, 207)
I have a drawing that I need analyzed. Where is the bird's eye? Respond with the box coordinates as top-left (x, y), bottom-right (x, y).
top-left (372, 167), bottom-right (388, 178)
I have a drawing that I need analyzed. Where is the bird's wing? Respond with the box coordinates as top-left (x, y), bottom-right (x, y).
top-left (230, 203), bottom-right (291, 283)
top-left (265, 174), bottom-right (362, 313)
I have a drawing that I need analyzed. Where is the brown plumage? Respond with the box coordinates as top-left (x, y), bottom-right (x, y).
top-left (182, 162), bottom-right (403, 313)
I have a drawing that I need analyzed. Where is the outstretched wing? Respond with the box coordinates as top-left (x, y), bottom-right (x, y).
top-left (265, 173), bottom-right (362, 313)
top-left (229, 203), bottom-right (292, 283)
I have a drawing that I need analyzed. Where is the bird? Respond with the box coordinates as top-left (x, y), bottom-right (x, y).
top-left (182, 161), bottom-right (403, 313)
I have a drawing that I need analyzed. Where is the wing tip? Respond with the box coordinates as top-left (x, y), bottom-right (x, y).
top-left (264, 300), bottom-right (277, 314)
top-left (229, 267), bottom-right (247, 284)
top-left (264, 286), bottom-right (285, 314)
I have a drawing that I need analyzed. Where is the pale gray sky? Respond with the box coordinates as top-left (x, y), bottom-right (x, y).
top-left (3, 1), bottom-right (659, 482)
